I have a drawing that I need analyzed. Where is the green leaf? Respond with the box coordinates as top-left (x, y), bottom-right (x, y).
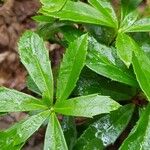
top-left (121, 0), bottom-right (142, 19)
top-left (41, 0), bottom-right (67, 12)
top-left (86, 37), bottom-right (138, 87)
top-left (132, 46), bottom-right (150, 101)
top-left (0, 111), bottom-right (50, 147)
top-left (44, 113), bottom-right (68, 150)
top-left (116, 33), bottom-right (134, 67)
top-left (61, 117), bottom-right (77, 149)
top-left (73, 68), bottom-right (137, 101)
top-left (74, 104), bottom-right (134, 150)
top-left (120, 10), bottom-right (139, 33)
top-left (126, 18), bottom-right (150, 32)
top-left (88, 0), bottom-right (118, 28)
top-left (54, 94), bottom-right (121, 118)
top-left (26, 76), bottom-right (41, 96)
top-left (40, 1), bottom-right (116, 28)
top-left (18, 31), bottom-right (53, 105)
top-left (56, 34), bottom-right (88, 102)
top-left (0, 87), bottom-right (47, 112)
top-left (119, 104), bottom-right (150, 150)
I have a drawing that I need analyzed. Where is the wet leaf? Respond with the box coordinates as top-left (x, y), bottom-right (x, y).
top-left (40, 1), bottom-right (116, 28)
top-left (74, 104), bottom-right (134, 149)
top-left (18, 31), bottom-right (53, 105)
top-left (86, 37), bottom-right (138, 87)
top-left (54, 94), bottom-right (121, 118)
top-left (73, 68), bottom-right (137, 101)
top-left (126, 18), bottom-right (150, 32)
top-left (0, 111), bottom-right (50, 147)
top-left (56, 34), bottom-right (88, 102)
top-left (41, 0), bottom-right (67, 12)
top-left (119, 104), bottom-right (150, 150)
top-left (0, 87), bottom-right (47, 112)
top-left (44, 113), bottom-right (68, 150)
top-left (61, 117), bottom-right (77, 150)
top-left (88, 0), bottom-right (118, 28)
top-left (132, 46), bottom-right (150, 101)
top-left (120, 10), bottom-right (139, 32)
top-left (116, 33), bottom-right (135, 67)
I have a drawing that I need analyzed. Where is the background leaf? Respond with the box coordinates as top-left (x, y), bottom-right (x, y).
top-left (61, 117), bottom-right (77, 150)
top-left (55, 94), bottom-right (121, 118)
top-left (73, 68), bottom-right (137, 101)
top-left (19, 31), bottom-right (53, 105)
top-left (41, 0), bottom-right (67, 12)
top-left (74, 104), bottom-right (134, 149)
top-left (40, 1), bottom-right (116, 28)
top-left (86, 37), bottom-right (138, 87)
top-left (116, 33), bottom-right (134, 67)
top-left (56, 34), bottom-right (88, 102)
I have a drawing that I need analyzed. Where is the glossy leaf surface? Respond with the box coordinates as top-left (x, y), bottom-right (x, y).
top-left (18, 31), bottom-right (53, 104)
top-left (73, 68), bottom-right (137, 101)
top-left (126, 18), bottom-right (150, 32)
top-left (74, 104), bottom-right (134, 149)
top-left (44, 113), bottom-right (68, 150)
top-left (88, 0), bottom-right (117, 28)
top-left (41, 0), bottom-right (67, 12)
top-left (61, 117), bottom-right (77, 150)
top-left (40, 1), bottom-right (116, 28)
top-left (132, 48), bottom-right (150, 101)
top-left (116, 33), bottom-right (134, 67)
top-left (86, 37), bottom-right (138, 87)
top-left (56, 34), bottom-right (88, 102)
top-left (0, 111), bottom-right (50, 147)
top-left (120, 104), bottom-right (150, 150)
top-left (0, 87), bottom-right (47, 112)
top-left (55, 94), bottom-right (121, 118)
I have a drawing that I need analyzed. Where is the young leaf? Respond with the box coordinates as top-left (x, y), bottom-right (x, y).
top-left (41, 0), bottom-right (67, 12)
top-left (44, 113), bottom-right (68, 150)
top-left (88, 0), bottom-right (118, 28)
top-left (0, 87), bottom-right (47, 112)
top-left (54, 94), bottom-right (121, 118)
top-left (74, 104), bottom-right (134, 149)
top-left (126, 18), bottom-right (150, 32)
top-left (40, 1), bottom-right (116, 28)
top-left (0, 111), bottom-right (50, 147)
top-left (56, 34), bottom-right (88, 102)
top-left (18, 31), bottom-right (53, 104)
top-left (119, 104), bottom-right (150, 150)
top-left (116, 33), bottom-right (134, 67)
top-left (86, 37), bottom-right (138, 87)
top-left (132, 48), bottom-right (150, 101)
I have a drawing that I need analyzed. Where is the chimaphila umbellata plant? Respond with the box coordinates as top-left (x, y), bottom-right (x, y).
top-left (0, 31), bottom-right (120, 149)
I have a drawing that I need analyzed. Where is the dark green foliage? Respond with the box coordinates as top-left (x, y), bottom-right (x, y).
top-left (1, 0), bottom-right (150, 149)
